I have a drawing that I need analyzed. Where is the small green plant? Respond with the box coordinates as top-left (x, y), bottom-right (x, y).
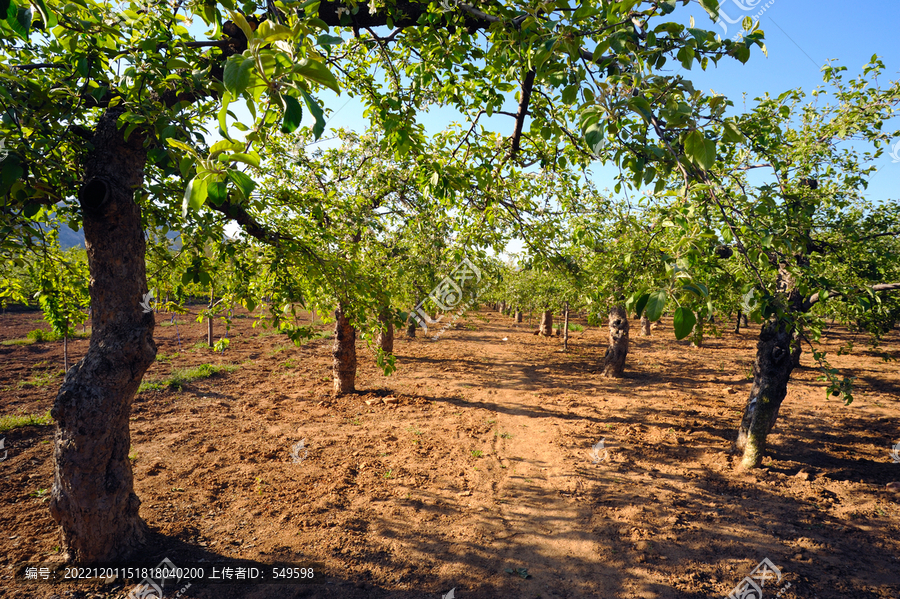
top-left (128, 447), bottom-right (138, 463)
top-left (471, 450), bottom-right (484, 458)
top-left (406, 426), bottom-right (422, 436)
top-left (0, 411), bottom-right (53, 432)
top-left (280, 358), bottom-right (297, 369)
top-left (497, 432), bottom-right (513, 439)
top-left (30, 488), bottom-right (50, 502)
top-left (383, 469), bottom-right (394, 479)
top-left (138, 363), bottom-right (238, 393)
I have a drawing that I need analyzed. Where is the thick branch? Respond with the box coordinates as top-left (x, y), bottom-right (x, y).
top-left (805, 282), bottom-right (900, 310)
top-left (510, 69), bottom-right (536, 157)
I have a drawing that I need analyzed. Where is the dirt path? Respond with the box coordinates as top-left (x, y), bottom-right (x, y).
top-left (1, 307), bottom-right (899, 598)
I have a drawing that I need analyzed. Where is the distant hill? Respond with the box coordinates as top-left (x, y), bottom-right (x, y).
top-left (59, 224), bottom-right (181, 250)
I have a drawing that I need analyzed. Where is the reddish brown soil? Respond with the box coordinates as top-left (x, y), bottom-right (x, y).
top-left (1, 307), bottom-right (899, 599)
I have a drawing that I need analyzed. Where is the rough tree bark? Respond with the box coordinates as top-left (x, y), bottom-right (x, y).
top-left (600, 306), bottom-right (630, 377)
top-left (49, 107), bottom-right (155, 563)
top-left (563, 302), bottom-right (569, 350)
top-left (640, 315), bottom-right (651, 336)
top-left (405, 316), bottom-right (416, 338)
top-left (734, 311), bottom-right (743, 334)
top-left (735, 263), bottom-right (802, 468)
top-left (735, 317), bottom-right (798, 468)
top-left (376, 308), bottom-right (394, 355)
top-left (514, 309), bottom-right (523, 324)
top-left (538, 310), bottom-right (553, 336)
top-left (332, 304), bottom-right (357, 394)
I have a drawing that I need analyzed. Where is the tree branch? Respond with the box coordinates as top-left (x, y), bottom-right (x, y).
top-left (805, 282), bottom-right (900, 310)
top-left (510, 69), bottom-right (536, 157)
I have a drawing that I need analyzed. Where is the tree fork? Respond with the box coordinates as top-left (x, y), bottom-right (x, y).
top-left (49, 108), bottom-right (155, 563)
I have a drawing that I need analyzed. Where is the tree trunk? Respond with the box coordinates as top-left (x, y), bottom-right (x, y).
top-left (332, 304), bottom-right (357, 394)
top-left (207, 285), bottom-right (214, 347)
top-left (376, 308), bottom-right (394, 355)
top-left (741, 313), bottom-right (748, 327)
top-left (736, 262), bottom-right (804, 468)
top-left (600, 306), bottom-right (629, 377)
top-left (734, 311), bottom-right (742, 334)
top-left (50, 107), bottom-right (155, 563)
top-left (736, 318), bottom-right (799, 468)
top-left (405, 315), bottom-right (416, 338)
top-left (640, 315), bottom-right (651, 336)
top-left (563, 302), bottom-right (569, 350)
top-left (539, 310), bottom-right (553, 336)
top-left (691, 319), bottom-right (704, 347)
top-left (514, 309), bottom-right (522, 324)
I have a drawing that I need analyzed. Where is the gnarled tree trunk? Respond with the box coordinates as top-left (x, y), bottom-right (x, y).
top-left (538, 310), bottom-right (553, 336)
top-left (735, 317), bottom-right (798, 468)
top-left (376, 308), bottom-right (394, 355)
top-left (332, 304), bottom-right (357, 394)
top-left (640, 315), bottom-right (651, 336)
top-left (736, 263), bottom-right (803, 468)
top-left (405, 316), bottom-right (416, 338)
top-left (514, 309), bottom-right (522, 324)
top-left (50, 107), bottom-right (155, 563)
top-left (600, 306), bottom-right (629, 377)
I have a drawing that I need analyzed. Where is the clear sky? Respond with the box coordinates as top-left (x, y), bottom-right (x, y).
top-left (308, 0), bottom-right (900, 206)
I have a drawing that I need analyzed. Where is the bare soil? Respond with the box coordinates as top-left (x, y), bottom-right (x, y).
top-left (1, 307), bottom-right (899, 599)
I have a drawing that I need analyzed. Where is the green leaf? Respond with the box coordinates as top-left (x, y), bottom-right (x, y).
top-left (294, 58), bottom-right (340, 93)
top-left (280, 93), bottom-right (303, 134)
top-left (218, 152), bottom-right (261, 168)
top-left (645, 290), bottom-right (667, 322)
top-left (207, 179), bottom-right (228, 206)
top-left (634, 292), bottom-right (650, 318)
top-left (698, 0), bottom-right (719, 20)
top-left (300, 88), bottom-right (326, 140)
top-left (223, 54), bottom-right (254, 97)
top-left (182, 176), bottom-right (208, 218)
top-left (722, 120), bottom-right (743, 143)
top-left (226, 169), bottom-right (256, 200)
top-left (673, 307), bottom-right (697, 340)
top-left (684, 130), bottom-right (716, 170)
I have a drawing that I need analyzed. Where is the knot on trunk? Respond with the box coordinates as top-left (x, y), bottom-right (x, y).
top-left (772, 346), bottom-right (785, 361)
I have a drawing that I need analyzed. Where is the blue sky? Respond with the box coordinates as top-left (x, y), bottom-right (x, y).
top-left (305, 0), bottom-right (900, 205)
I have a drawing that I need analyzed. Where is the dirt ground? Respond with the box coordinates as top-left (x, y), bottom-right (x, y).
top-left (1, 306), bottom-right (899, 599)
